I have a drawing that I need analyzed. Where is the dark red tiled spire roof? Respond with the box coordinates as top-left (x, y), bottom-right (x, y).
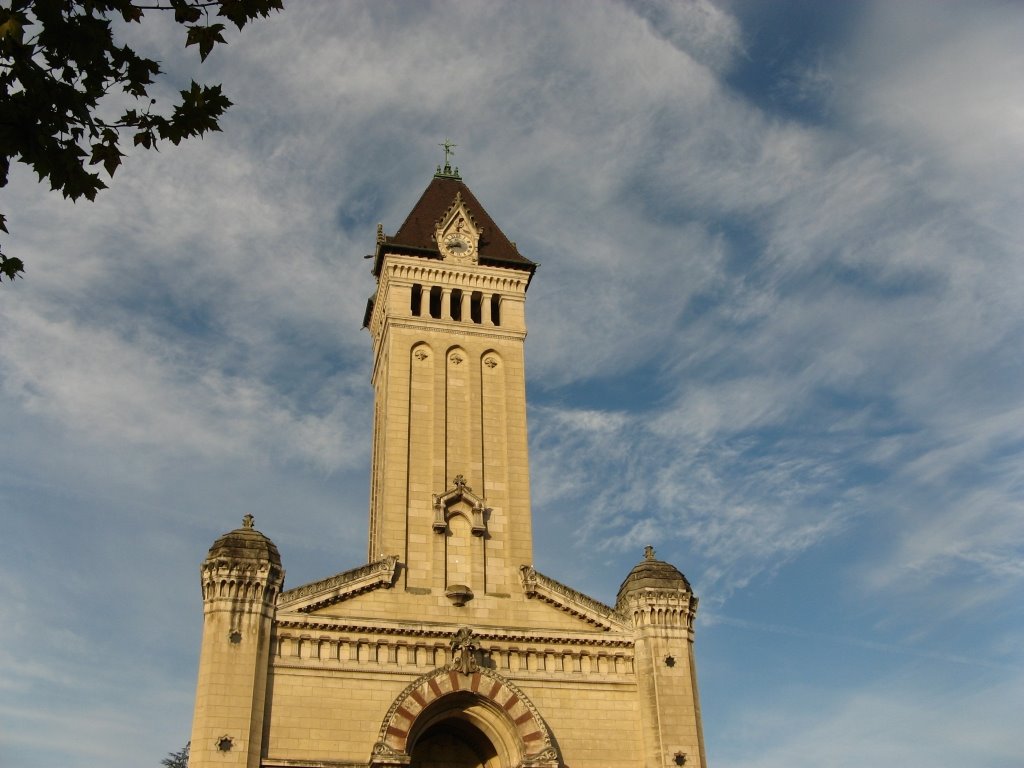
top-left (371, 173), bottom-right (536, 277)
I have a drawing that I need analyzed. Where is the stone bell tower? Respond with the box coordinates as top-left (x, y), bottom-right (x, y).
top-left (363, 158), bottom-right (536, 605)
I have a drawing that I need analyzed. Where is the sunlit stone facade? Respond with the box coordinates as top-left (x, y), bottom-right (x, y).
top-left (189, 165), bottom-right (707, 768)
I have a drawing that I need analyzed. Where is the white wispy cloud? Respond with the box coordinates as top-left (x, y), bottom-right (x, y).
top-left (3, 2), bottom-right (1023, 766)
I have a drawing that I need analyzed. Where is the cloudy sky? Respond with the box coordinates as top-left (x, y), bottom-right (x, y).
top-left (2, 1), bottom-right (1023, 766)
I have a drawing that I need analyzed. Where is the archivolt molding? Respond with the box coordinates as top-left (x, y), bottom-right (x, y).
top-left (278, 555), bottom-right (399, 613)
top-left (520, 565), bottom-right (629, 631)
top-left (370, 661), bottom-right (560, 768)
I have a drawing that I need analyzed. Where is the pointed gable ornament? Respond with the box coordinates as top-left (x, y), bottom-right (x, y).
top-left (434, 191), bottom-right (482, 264)
top-left (432, 475), bottom-right (489, 536)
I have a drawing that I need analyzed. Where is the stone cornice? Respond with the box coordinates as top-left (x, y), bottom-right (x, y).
top-left (381, 254), bottom-right (529, 292)
top-left (386, 319), bottom-right (526, 343)
top-left (278, 556), bottom-right (399, 613)
top-left (272, 618), bottom-right (635, 648)
top-left (519, 566), bottom-right (629, 631)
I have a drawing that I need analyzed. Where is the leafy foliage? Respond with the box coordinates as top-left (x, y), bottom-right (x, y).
top-left (161, 741), bottom-right (190, 768)
top-left (0, 0), bottom-right (283, 281)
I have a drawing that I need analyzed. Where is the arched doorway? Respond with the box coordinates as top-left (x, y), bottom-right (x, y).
top-left (371, 663), bottom-right (560, 768)
top-left (410, 717), bottom-right (499, 768)
top-left (406, 691), bottom-right (513, 767)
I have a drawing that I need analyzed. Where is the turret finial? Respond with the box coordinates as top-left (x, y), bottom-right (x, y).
top-left (644, 545), bottom-right (655, 560)
top-left (243, 514), bottom-right (255, 529)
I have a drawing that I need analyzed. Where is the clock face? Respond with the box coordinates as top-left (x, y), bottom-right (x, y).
top-left (443, 232), bottom-right (474, 259)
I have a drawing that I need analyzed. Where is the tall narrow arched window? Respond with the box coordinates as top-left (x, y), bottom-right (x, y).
top-left (450, 289), bottom-right (463, 321)
top-left (490, 294), bottom-right (501, 326)
top-left (429, 286), bottom-right (442, 319)
top-left (470, 291), bottom-right (483, 324)
top-left (410, 284), bottom-right (422, 316)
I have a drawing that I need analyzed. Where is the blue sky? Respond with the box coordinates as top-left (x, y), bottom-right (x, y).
top-left (2, 1), bottom-right (1023, 766)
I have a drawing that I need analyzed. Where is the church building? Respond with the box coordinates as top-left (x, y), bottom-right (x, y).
top-left (188, 158), bottom-right (707, 768)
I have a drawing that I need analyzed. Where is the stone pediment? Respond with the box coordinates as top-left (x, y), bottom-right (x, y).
top-left (277, 555), bottom-right (399, 613)
top-left (519, 565), bottom-right (628, 631)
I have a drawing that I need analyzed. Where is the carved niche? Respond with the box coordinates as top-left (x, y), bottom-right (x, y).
top-left (432, 474), bottom-right (488, 537)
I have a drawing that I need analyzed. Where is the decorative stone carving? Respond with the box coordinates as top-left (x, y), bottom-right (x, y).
top-left (519, 746), bottom-right (561, 767)
top-left (519, 564), bottom-right (628, 630)
top-left (449, 352), bottom-right (464, 365)
top-left (413, 349), bottom-right (428, 361)
top-left (449, 626), bottom-right (479, 673)
top-left (445, 584), bottom-right (473, 607)
top-left (521, 565), bottom-right (538, 591)
top-left (277, 555), bottom-right (399, 612)
top-left (369, 739), bottom-right (410, 768)
top-left (431, 476), bottom-right (488, 536)
top-left (434, 192), bottom-right (481, 264)
top-left (372, 740), bottom-right (404, 756)
top-left (483, 356), bottom-right (498, 368)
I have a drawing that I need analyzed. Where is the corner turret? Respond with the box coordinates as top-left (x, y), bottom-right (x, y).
top-left (189, 515), bottom-right (284, 768)
top-left (618, 546), bottom-right (706, 768)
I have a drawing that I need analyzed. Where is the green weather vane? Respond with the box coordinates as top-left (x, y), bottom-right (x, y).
top-left (436, 138), bottom-right (461, 179)
top-left (440, 138), bottom-right (456, 165)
